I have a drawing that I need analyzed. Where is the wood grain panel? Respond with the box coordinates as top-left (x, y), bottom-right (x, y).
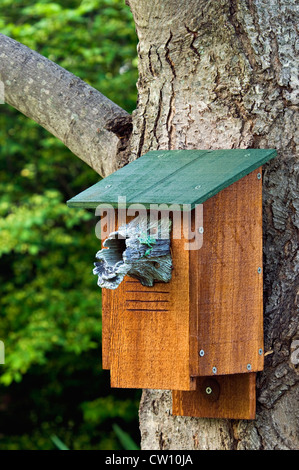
top-left (172, 373), bottom-right (256, 420)
top-left (106, 216), bottom-right (195, 391)
top-left (67, 149), bottom-right (276, 209)
top-left (193, 169), bottom-right (264, 376)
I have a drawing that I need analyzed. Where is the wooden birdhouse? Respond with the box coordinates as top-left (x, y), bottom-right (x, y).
top-left (67, 149), bottom-right (277, 420)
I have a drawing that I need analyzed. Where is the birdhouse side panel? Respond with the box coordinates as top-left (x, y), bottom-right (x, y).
top-left (194, 168), bottom-right (264, 376)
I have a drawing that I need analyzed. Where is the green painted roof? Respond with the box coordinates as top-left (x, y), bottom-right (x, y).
top-left (67, 149), bottom-right (277, 210)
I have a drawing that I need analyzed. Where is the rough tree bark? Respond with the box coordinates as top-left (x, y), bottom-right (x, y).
top-left (126, 0), bottom-right (299, 450)
top-left (0, 0), bottom-right (298, 450)
top-left (0, 34), bottom-right (132, 177)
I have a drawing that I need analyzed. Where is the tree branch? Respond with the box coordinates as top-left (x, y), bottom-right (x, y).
top-left (0, 34), bottom-right (132, 177)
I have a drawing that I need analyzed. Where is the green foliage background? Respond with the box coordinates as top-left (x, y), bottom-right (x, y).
top-left (0, 0), bottom-right (140, 450)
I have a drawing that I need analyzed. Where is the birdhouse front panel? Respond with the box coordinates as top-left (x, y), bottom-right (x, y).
top-left (101, 213), bottom-right (196, 391)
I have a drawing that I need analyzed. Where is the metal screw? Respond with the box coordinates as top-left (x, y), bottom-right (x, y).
top-left (258, 267), bottom-right (262, 274)
top-left (194, 185), bottom-right (201, 190)
top-left (259, 348), bottom-right (263, 355)
top-left (205, 386), bottom-right (212, 395)
top-left (247, 363), bottom-right (252, 371)
top-left (257, 172), bottom-right (262, 180)
top-left (199, 349), bottom-right (205, 357)
top-left (212, 366), bottom-right (217, 374)
top-left (105, 184), bottom-right (112, 189)
top-left (198, 227), bottom-right (204, 234)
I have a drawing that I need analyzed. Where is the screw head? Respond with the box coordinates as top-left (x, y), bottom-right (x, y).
top-left (259, 348), bottom-right (263, 355)
top-left (212, 366), bottom-right (217, 374)
top-left (257, 267), bottom-right (262, 274)
top-left (202, 378), bottom-right (220, 402)
top-left (194, 185), bottom-right (201, 190)
top-left (199, 349), bottom-right (205, 357)
top-left (247, 363), bottom-right (252, 371)
top-left (198, 227), bottom-right (204, 234)
top-left (105, 184), bottom-right (112, 189)
top-left (257, 172), bottom-right (262, 180)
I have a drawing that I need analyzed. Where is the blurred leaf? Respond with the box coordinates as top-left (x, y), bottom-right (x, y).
top-left (51, 435), bottom-right (69, 450)
top-left (112, 424), bottom-right (139, 451)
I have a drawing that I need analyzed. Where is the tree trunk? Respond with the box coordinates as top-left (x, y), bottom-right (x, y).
top-left (127, 0), bottom-right (299, 450)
